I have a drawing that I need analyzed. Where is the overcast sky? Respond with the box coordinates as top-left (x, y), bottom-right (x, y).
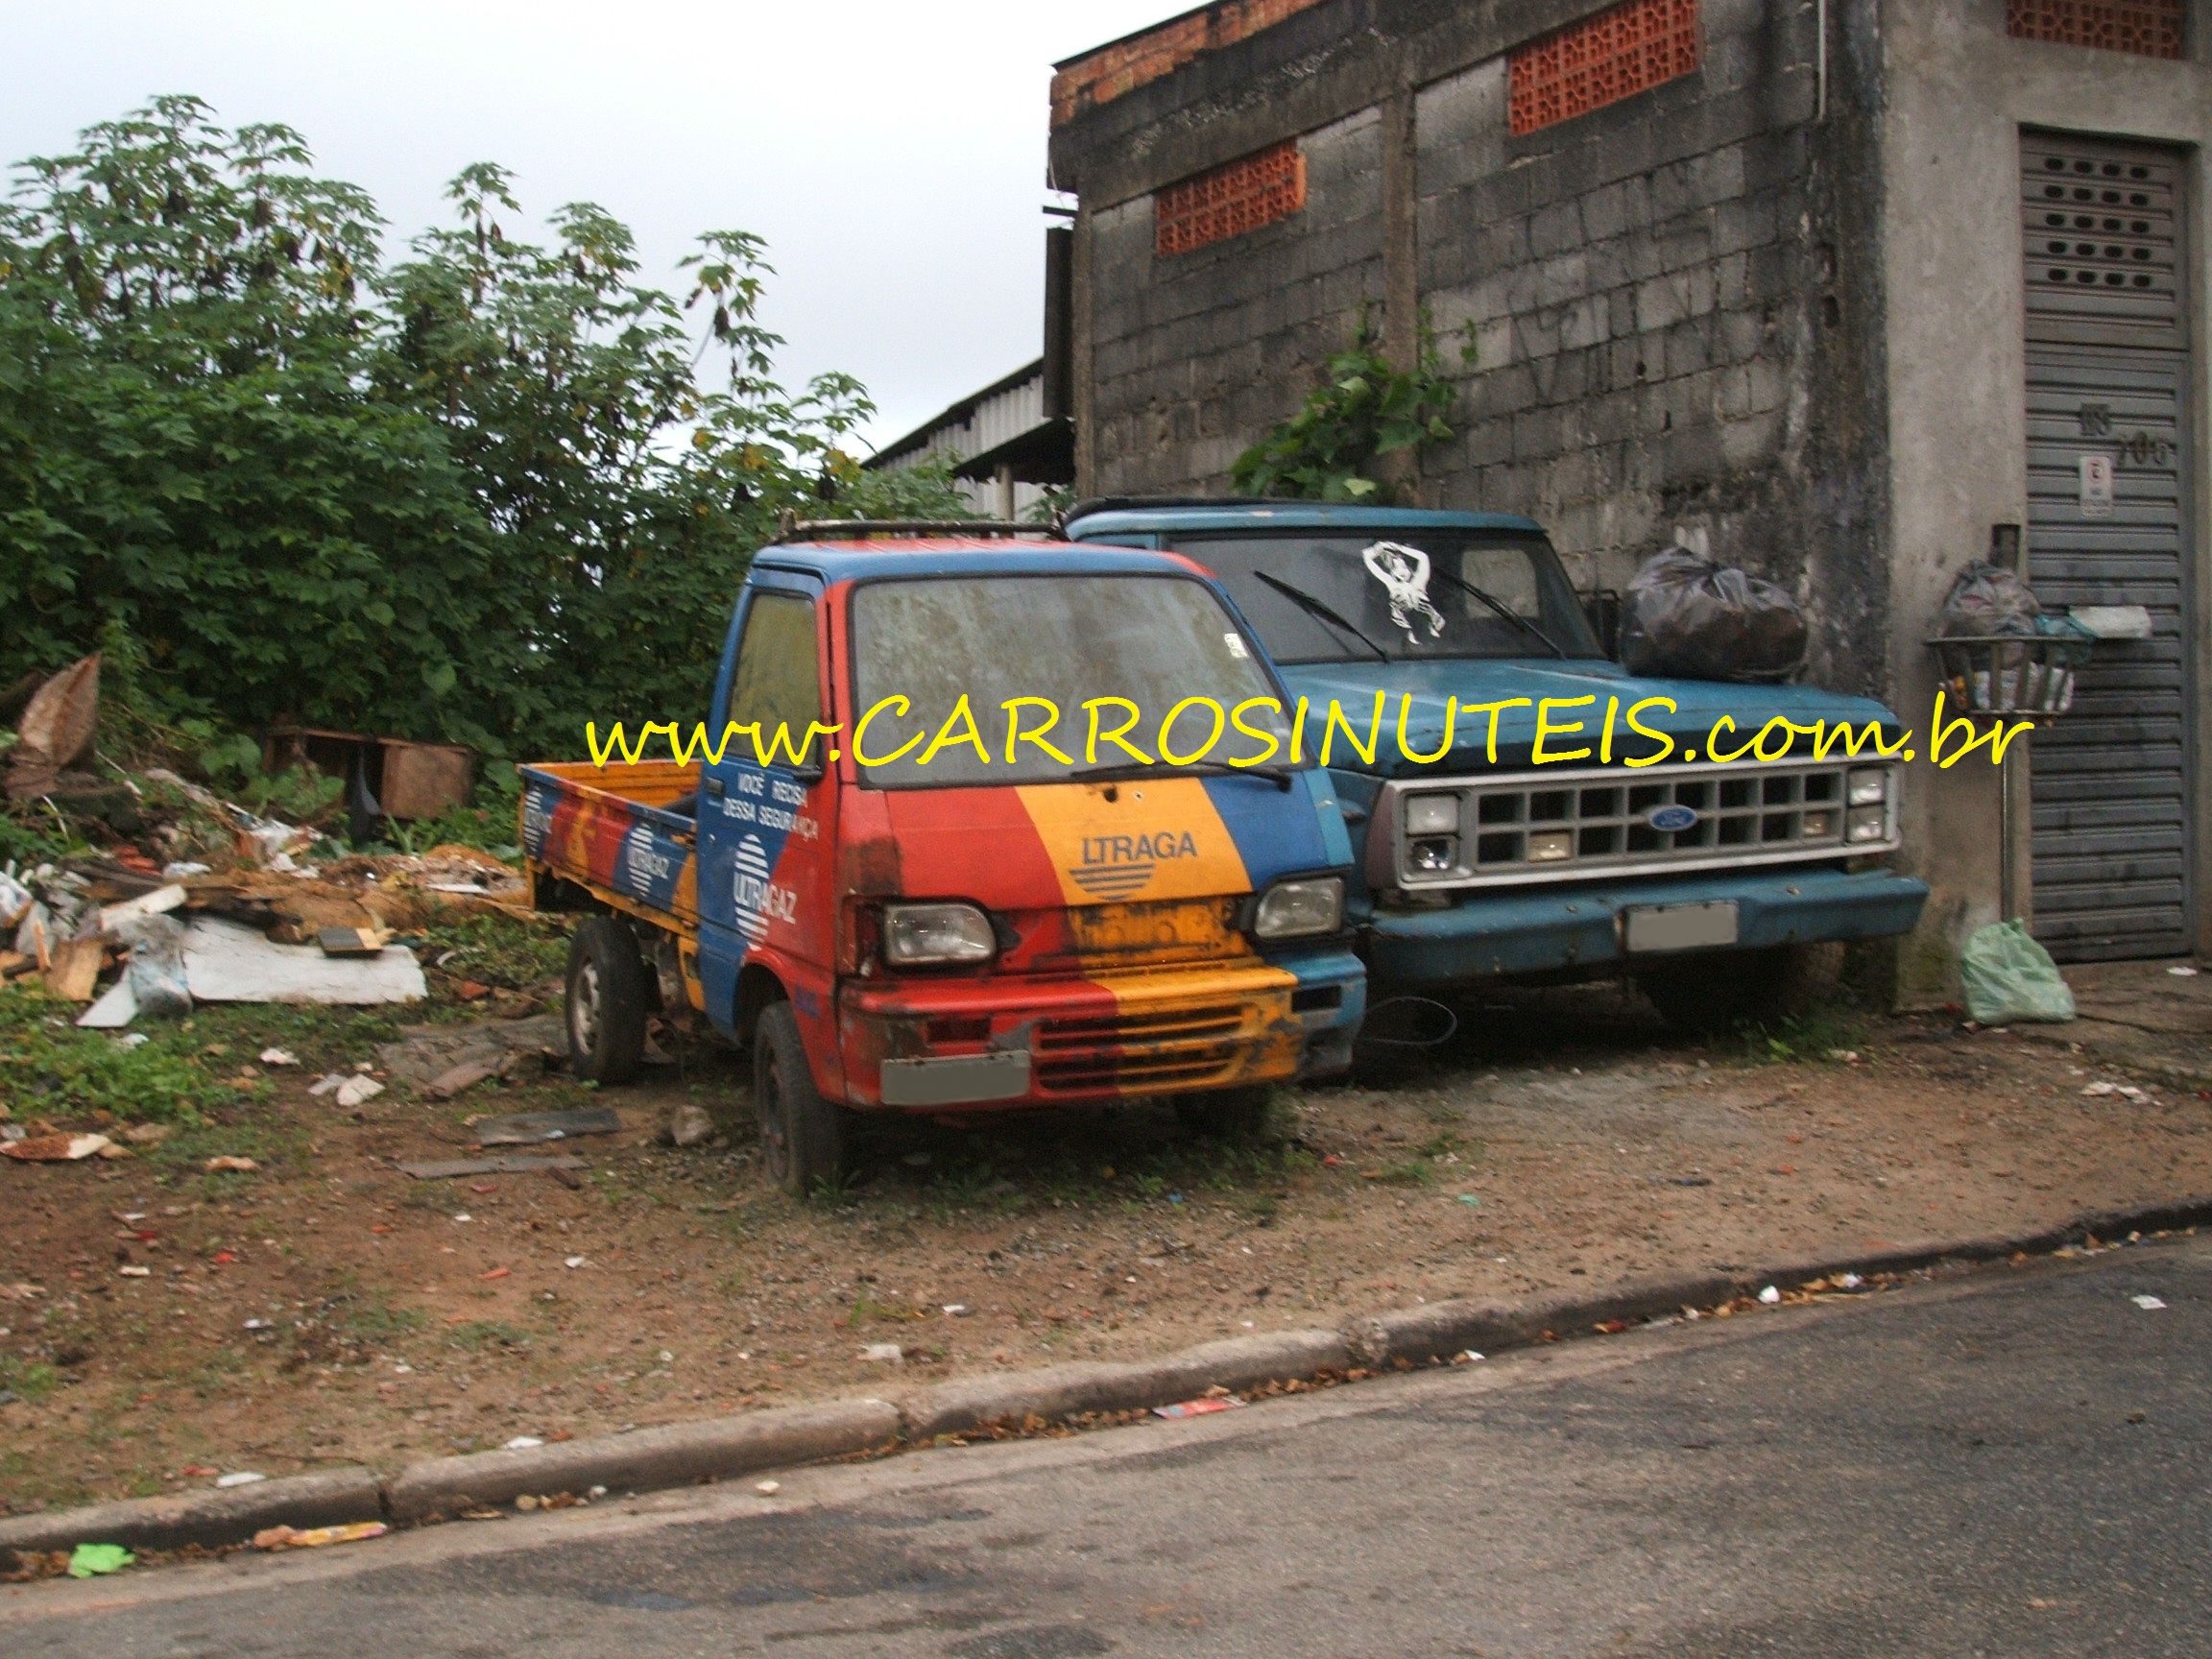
top-left (0, 0), bottom-right (1177, 451)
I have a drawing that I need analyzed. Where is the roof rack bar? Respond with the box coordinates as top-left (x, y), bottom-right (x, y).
top-left (773, 512), bottom-right (1049, 544)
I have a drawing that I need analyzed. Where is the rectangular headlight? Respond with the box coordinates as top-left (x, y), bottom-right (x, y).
top-left (882, 902), bottom-right (996, 966)
top-left (1848, 769), bottom-right (1888, 806)
top-left (1254, 878), bottom-right (1344, 939)
top-left (1404, 794), bottom-right (1461, 836)
top-left (1846, 805), bottom-right (1888, 844)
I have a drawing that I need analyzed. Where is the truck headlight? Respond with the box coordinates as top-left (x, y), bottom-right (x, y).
top-left (1845, 806), bottom-right (1888, 844)
top-left (1848, 768), bottom-right (1889, 806)
top-left (1253, 878), bottom-right (1344, 939)
top-left (1404, 794), bottom-right (1461, 836)
top-left (882, 902), bottom-right (997, 966)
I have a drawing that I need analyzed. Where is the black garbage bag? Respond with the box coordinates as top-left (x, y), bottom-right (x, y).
top-left (1618, 549), bottom-right (1808, 682)
top-left (1938, 562), bottom-right (2041, 637)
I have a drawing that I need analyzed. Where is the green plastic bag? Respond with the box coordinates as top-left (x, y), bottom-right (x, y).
top-left (1960, 921), bottom-right (2077, 1025)
top-left (67, 1543), bottom-right (134, 1578)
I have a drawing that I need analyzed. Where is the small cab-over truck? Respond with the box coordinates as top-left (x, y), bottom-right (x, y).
top-left (1064, 501), bottom-right (1930, 1032)
top-left (521, 529), bottom-right (1366, 1191)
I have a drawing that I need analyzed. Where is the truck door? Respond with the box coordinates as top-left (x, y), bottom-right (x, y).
top-left (695, 574), bottom-right (838, 1056)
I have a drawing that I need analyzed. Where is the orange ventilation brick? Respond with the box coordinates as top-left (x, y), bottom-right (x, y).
top-left (1155, 142), bottom-right (1308, 257)
top-left (2007, 0), bottom-right (2184, 57)
top-left (1508, 0), bottom-right (1704, 137)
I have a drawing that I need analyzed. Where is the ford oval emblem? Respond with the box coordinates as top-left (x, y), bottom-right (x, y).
top-left (1647, 804), bottom-right (1699, 832)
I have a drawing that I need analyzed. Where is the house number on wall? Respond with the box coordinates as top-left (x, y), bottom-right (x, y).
top-left (2078, 403), bottom-right (2172, 469)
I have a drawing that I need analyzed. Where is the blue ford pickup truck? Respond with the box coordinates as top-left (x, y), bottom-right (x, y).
top-left (1065, 501), bottom-right (1930, 1031)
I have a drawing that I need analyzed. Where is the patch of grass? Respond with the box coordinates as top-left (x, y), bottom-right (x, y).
top-left (1743, 1011), bottom-right (1867, 1066)
top-left (421, 911), bottom-right (569, 992)
top-left (0, 985), bottom-right (252, 1127)
top-left (334, 1292), bottom-right (423, 1344)
top-left (0, 1358), bottom-right (60, 1403)
top-left (145, 1115), bottom-right (313, 1180)
top-left (1371, 1158), bottom-right (1435, 1188)
top-left (445, 1320), bottom-right (531, 1353)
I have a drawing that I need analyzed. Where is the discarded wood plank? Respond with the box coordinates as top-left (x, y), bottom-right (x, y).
top-left (397, 1155), bottom-right (590, 1181)
top-left (43, 937), bottom-right (105, 1002)
top-left (473, 1107), bottom-right (622, 1147)
top-left (316, 926), bottom-right (387, 959)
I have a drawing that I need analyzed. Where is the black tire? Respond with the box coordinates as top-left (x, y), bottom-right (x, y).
top-left (754, 1000), bottom-right (846, 1196)
top-left (1636, 943), bottom-right (1841, 1037)
top-left (1174, 1083), bottom-right (1276, 1140)
top-left (565, 915), bottom-right (651, 1085)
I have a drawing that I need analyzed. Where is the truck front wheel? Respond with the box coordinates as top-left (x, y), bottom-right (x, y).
top-left (1635, 943), bottom-right (1840, 1038)
top-left (565, 915), bottom-right (651, 1085)
top-left (754, 1001), bottom-right (847, 1196)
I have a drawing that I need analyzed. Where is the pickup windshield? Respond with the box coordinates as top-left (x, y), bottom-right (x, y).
top-left (1166, 532), bottom-right (1605, 664)
top-left (849, 574), bottom-right (1294, 787)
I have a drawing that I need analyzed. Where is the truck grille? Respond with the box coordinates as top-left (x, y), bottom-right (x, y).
top-left (1379, 759), bottom-right (1901, 891)
top-left (1033, 1003), bottom-right (1247, 1094)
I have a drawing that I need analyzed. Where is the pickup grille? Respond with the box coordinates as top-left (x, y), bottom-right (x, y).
top-left (1380, 759), bottom-right (1901, 891)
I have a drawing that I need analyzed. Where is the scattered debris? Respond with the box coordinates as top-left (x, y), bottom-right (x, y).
top-left (2169, 965), bottom-right (2200, 977)
top-left (182, 917), bottom-right (426, 1006)
top-left (1758, 1286), bottom-right (1784, 1306)
top-left (373, 1016), bottom-right (565, 1094)
top-left (316, 926), bottom-right (390, 959)
top-left (504, 1435), bottom-right (545, 1451)
top-left (9, 655), bottom-right (101, 803)
top-left (475, 1107), bottom-right (622, 1147)
top-left (258, 1048), bottom-right (299, 1067)
top-left (2082, 1081), bottom-right (2154, 1103)
top-left (43, 937), bottom-right (106, 1003)
top-left (120, 1123), bottom-right (173, 1147)
top-left (2132, 1294), bottom-right (2167, 1310)
top-left (755, 1479), bottom-right (781, 1496)
top-left (941, 1304), bottom-right (970, 1317)
top-left (1153, 1396), bottom-right (1244, 1420)
top-left (214, 1471), bottom-right (267, 1488)
top-left (64, 1542), bottom-right (132, 1579)
top-left (336, 1076), bottom-right (384, 1109)
top-left (252, 1522), bottom-right (387, 1552)
top-left (1456, 1351), bottom-right (1485, 1363)
top-left (662, 1103), bottom-right (715, 1148)
top-left (204, 1156), bottom-right (259, 1174)
top-left (397, 1155), bottom-right (589, 1182)
top-left (98, 884), bottom-right (186, 931)
top-left (2, 1133), bottom-right (113, 1164)
top-left (565, 1256), bottom-right (588, 1269)
top-left (859, 1343), bottom-right (904, 1364)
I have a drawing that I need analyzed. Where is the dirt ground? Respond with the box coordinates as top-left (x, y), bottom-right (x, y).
top-left (5, 960), bottom-right (2210, 1516)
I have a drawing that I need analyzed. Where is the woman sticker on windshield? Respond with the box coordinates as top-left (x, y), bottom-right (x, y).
top-left (1361, 541), bottom-right (1447, 644)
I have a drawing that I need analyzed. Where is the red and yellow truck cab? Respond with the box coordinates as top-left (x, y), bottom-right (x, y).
top-left (521, 532), bottom-right (1367, 1191)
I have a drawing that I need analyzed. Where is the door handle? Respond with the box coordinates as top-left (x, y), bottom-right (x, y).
top-left (705, 778), bottom-right (726, 799)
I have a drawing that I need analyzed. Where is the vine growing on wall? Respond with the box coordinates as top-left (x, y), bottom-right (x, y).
top-left (1230, 304), bottom-right (1477, 502)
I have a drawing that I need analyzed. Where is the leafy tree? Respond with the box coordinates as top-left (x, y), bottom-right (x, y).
top-left (0, 97), bottom-right (967, 764)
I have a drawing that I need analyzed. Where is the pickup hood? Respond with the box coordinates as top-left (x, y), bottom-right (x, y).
top-left (1278, 660), bottom-right (1906, 778)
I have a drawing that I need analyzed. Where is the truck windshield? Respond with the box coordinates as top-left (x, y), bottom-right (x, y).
top-left (1166, 532), bottom-right (1605, 664)
top-left (849, 574), bottom-right (1295, 788)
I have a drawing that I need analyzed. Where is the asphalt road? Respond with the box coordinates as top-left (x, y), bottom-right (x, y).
top-left (9, 1236), bottom-right (2209, 1658)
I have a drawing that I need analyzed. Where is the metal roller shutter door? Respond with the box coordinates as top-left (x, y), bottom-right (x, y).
top-left (2020, 134), bottom-right (2194, 962)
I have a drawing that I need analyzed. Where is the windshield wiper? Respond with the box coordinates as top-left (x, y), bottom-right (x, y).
top-left (1423, 565), bottom-right (1569, 658)
top-left (1253, 569), bottom-right (1389, 661)
top-left (1070, 757), bottom-right (1296, 792)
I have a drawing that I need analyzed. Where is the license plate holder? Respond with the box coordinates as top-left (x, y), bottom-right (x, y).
top-left (1623, 901), bottom-right (1741, 954)
top-left (879, 1050), bottom-right (1032, 1108)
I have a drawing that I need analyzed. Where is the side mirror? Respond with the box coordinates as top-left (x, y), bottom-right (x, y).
top-left (1580, 589), bottom-right (1623, 659)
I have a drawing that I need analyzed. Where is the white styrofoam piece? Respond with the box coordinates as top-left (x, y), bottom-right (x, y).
top-left (76, 977), bottom-right (140, 1028)
top-left (182, 918), bottom-right (426, 1005)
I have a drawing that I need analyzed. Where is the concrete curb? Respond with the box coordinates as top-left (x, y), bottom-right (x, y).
top-left (7, 1193), bottom-right (2208, 1568)
top-left (0, 1468), bottom-right (382, 1559)
top-left (897, 1328), bottom-right (1352, 1443)
top-left (383, 1397), bottom-right (902, 1526)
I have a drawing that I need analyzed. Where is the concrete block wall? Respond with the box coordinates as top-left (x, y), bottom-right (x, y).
top-left (1413, 0), bottom-right (1886, 694)
top-left (1089, 108), bottom-right (1387, 495)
